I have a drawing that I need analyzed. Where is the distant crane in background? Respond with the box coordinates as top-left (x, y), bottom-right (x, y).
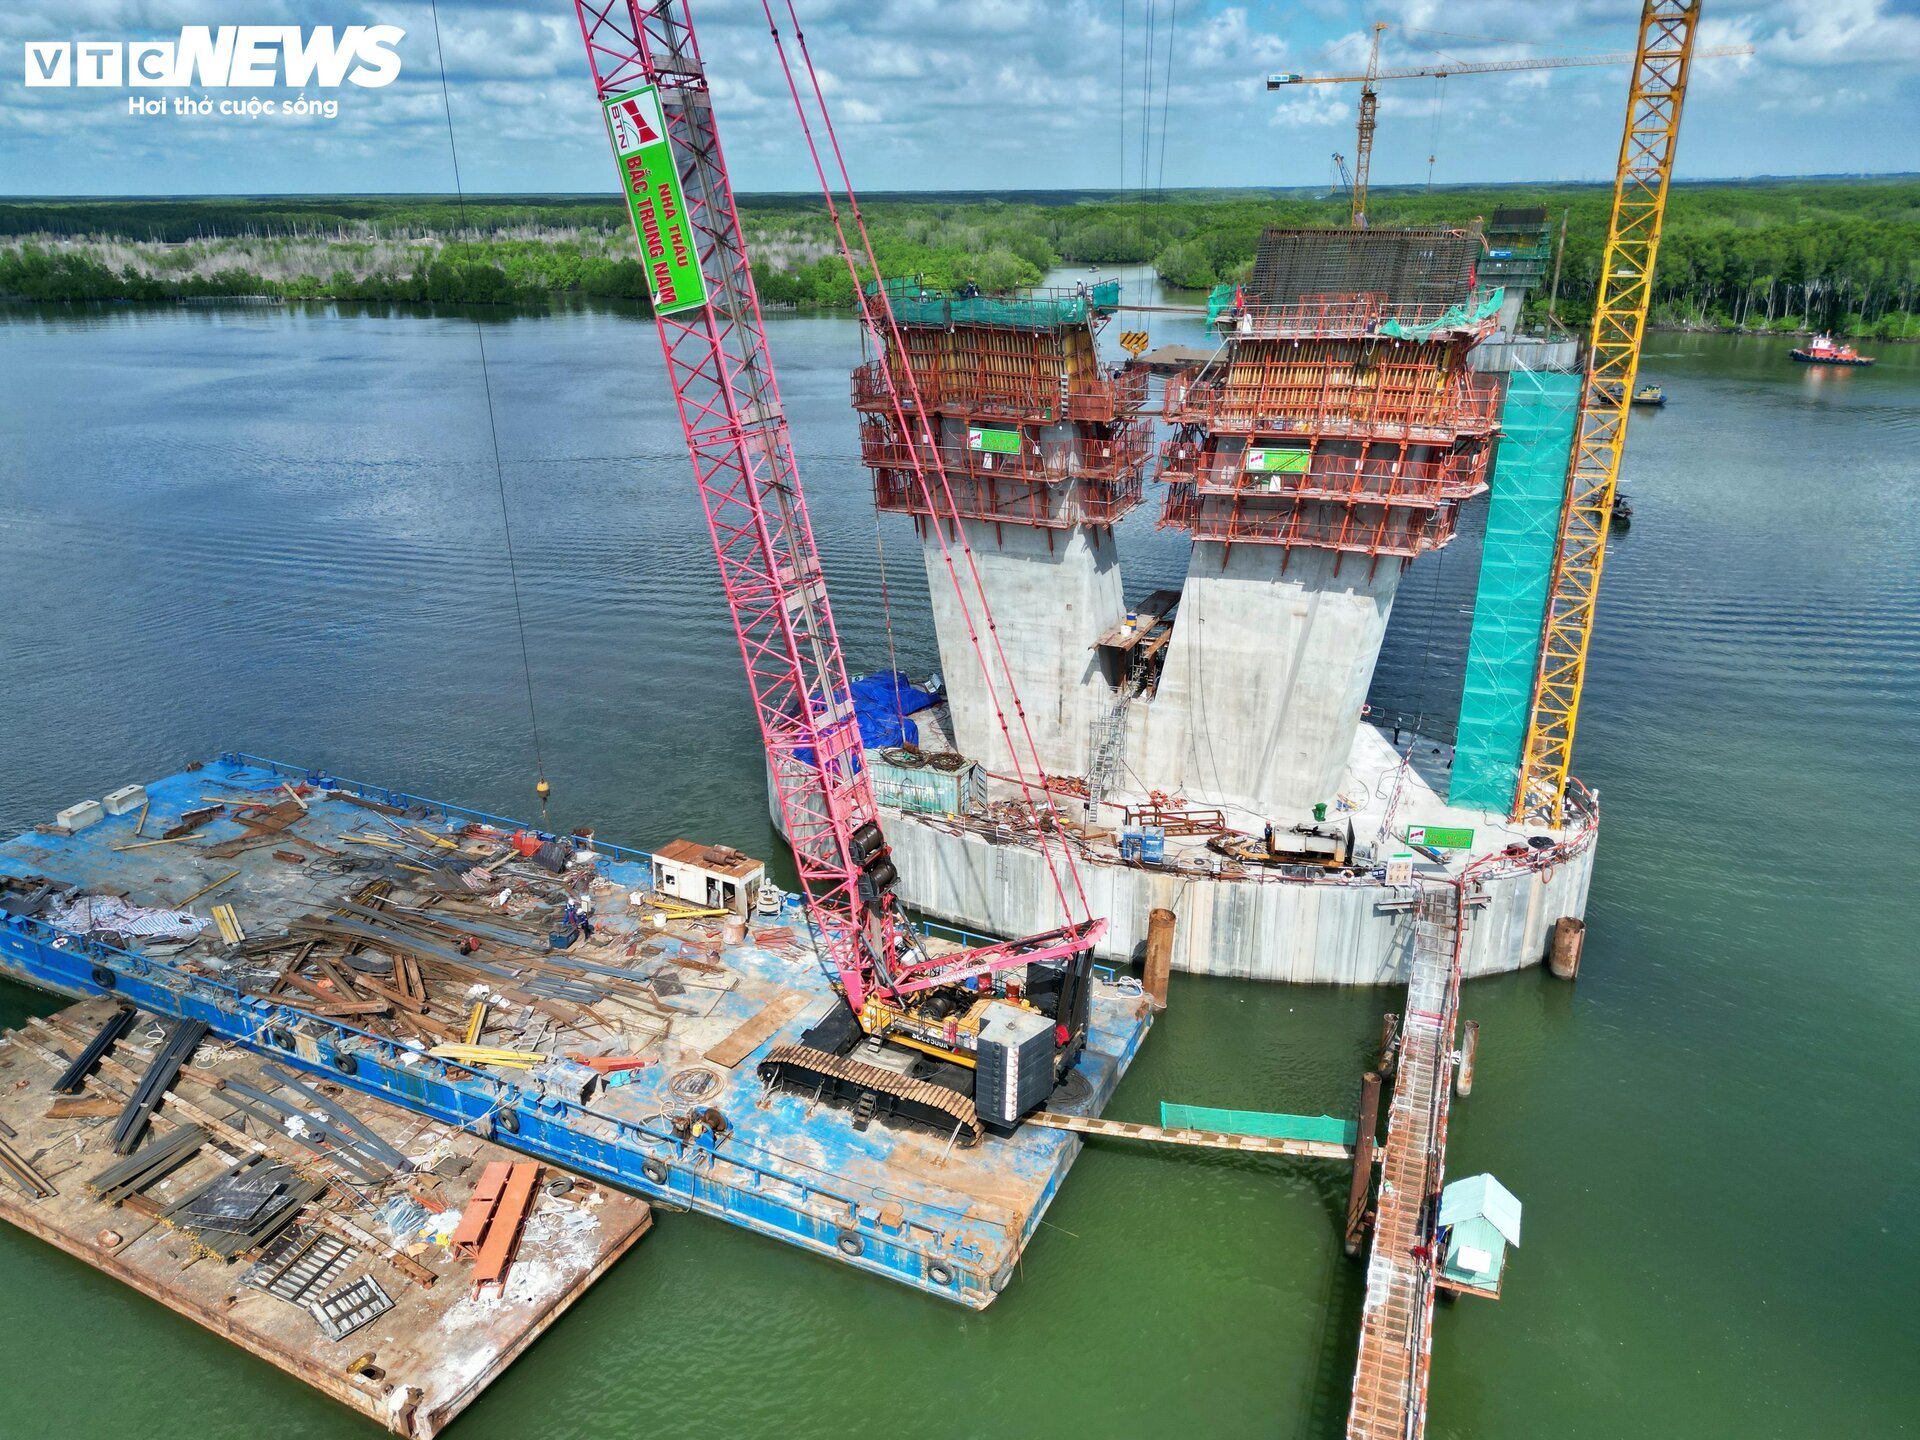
top-left (1267, 21), bottom-right (1750, 226)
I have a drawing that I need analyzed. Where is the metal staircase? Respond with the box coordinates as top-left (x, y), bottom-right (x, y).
top-left (1085, 694), bottom-right (1133, 808)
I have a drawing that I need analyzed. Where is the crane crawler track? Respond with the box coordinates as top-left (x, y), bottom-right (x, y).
top-left (758, 1044), bottom-right (983, 1147)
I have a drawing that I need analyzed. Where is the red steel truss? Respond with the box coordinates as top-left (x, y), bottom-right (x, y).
top-left (572, 0), bottom-right (1095, 1008)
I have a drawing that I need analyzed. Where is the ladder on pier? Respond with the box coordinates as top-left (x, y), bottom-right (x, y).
top-left (1085, 694), bottom-right (1133, 809)
top-left (1346, 884), bottom-right (1466, 1440)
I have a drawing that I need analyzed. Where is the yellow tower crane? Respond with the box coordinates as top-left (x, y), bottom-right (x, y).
top-left (1513, 0), bottom-right (1703, 823)
top-left (1266, 21), bottom-right (1744, 227)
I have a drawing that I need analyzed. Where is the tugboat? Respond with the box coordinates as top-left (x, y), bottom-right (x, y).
top-left (1790, 334), bottom-right (1875, 367)
top-left (1631, 384), bottom-right (1667, 407)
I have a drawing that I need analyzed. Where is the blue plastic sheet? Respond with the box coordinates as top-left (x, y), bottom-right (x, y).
top-left (795, 673), bottom-right (937, 764)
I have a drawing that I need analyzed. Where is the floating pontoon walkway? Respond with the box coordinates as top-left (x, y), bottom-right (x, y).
top-left (1346, 884), bottom-right (1465, 1440)
top-left (1027, 1109), bottom-right (1354, 1161)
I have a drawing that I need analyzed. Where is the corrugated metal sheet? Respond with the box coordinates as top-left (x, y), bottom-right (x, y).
top-left (1249, 227), bottom-right (1479, 309)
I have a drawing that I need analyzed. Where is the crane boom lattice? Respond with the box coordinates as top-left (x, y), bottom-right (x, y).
top-left (1514, 0), bottom-right (1701, 823)
top-left (572, 0), bottom-right (895, 999)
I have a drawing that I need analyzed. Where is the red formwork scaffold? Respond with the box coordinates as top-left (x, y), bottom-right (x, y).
top-left (853, 281), bottom-right (1153, 539)
top-left (1158, 242), bottom-right (1505, 574)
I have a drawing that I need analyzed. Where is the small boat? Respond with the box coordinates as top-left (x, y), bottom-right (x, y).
top-left (1790, 334), bottom-right (1875, 367)
top-left (1610, 493), bottom-right (1634, 530)
top-left (1631, 385), bottom-right (1666, 407)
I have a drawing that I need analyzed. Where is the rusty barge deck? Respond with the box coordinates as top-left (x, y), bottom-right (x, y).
top-left (0, 753), bottom-right (1152, 1307)
top-left (0, 997), bottom-right (651, 1437)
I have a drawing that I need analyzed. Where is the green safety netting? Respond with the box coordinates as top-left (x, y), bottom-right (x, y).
top-left (1375, 285), bottom-right (1506, 340)
top-left (1449, 370), bottom-right (1582, 813)
top-left (1159, 1103), bottom-right (1358, 1146)
top-left (866, 277), bottom-right (1118, 329)
top-left (1204, 283), bottom-right (1506, 339)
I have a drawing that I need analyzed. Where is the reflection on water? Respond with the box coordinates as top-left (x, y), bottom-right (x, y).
top-left (0, 301), bottom-right (1914, 1439)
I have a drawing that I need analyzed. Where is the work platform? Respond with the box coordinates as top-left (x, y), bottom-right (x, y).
top-left (862, 700), bottom-right (1595, 984)
top-left (1346, 885), bottom-right (1465, 1440)
top-left (0, 997), bottom-right (652, 1437)
top-left (0, 755), bottom-right (1152, 1308)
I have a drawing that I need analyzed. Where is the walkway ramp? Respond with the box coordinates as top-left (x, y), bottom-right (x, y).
top-left (1027, 1110), bottom-right (1353, 1161)
top-left (1346, 884), bottom-right (1465, 1440)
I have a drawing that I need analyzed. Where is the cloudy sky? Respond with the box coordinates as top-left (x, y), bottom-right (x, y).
top-left (3, 0), bottom-right (1916, 197)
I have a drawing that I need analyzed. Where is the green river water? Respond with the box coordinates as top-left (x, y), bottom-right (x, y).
top-left (0, 295), bottom-right (1913, 1438)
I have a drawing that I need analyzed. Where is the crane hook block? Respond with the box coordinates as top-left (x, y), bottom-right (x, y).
top-left (536, 778), bottom-right (552, 801)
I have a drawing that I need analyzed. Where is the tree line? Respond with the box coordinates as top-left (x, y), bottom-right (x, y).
top-left (3, 178), bottom-right (1914, 336)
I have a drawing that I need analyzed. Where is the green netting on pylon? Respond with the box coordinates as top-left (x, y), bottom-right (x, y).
top-left (1449, 370), bottom-right (1582, 813)
top-left (866, 277), bottom-right (1118, 329)
top-left (1375, 286), bottom-right (1506, 340)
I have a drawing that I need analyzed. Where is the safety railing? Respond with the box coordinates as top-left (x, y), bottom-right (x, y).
top-left (852, 362), bottom-right (1148, 424)
top-left (1167, 374), bottom-right (1503, 441)
top-left (1183, 447), bottom-right (1490, 506)
top-left (1158, 491), bottom-right (1465, 557)
top-left (867, 277), bottom-right (1120, 329)
top-left (876, 467), bottom-right (1143, 530)
top-left (1216, 291), bottom-right (1388, 338)
top-left (861, 421), bottom-right (1152, 488)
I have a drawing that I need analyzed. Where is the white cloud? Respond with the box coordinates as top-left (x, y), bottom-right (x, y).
top-left (0, 0), bottom-right (1909, 195)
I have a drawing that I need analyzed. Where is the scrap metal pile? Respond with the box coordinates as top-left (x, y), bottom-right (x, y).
top-left (7, 778), bottom-right (773, 1094)
top-left (0, 999), bottom-right (570, 1342)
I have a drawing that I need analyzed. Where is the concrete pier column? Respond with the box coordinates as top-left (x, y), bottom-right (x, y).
top-left (921, 518), bottom-right (1125, 778)
top-left (1132, 541), bottom-right (1403, 816)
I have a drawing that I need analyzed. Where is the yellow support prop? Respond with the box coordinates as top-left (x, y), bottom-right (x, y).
top-left (180, 870), bottom-right (242, 906)
top-left (642, 894), bottom-right (729, 920)
top-left (1514, 0), bottom-right (1700, 825)
top-left (429, 1043), bottom-right (541, 1069)
top-left (464, 1000), bottom-right (488, 1046)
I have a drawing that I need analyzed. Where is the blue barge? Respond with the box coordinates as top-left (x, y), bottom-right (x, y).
top-left (0, 754), bottom-right (1151, 1307)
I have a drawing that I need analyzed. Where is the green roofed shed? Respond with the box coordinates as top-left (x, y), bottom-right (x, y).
top-left (1438, 1172), bottom-right (1522, 1297)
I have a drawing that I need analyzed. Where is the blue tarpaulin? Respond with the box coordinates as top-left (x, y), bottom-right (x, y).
top-left (848, 671), bottom-right (936, 750)
top-left (795, 673), bottom-right (939, 764)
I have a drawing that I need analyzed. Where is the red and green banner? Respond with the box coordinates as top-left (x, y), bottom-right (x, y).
top-left (1246, 446), bottom-right (1311, 474)
top-left (969, 426), bottom-right (1023, 455)
top-left (601, 84), bottom-right (708, 315)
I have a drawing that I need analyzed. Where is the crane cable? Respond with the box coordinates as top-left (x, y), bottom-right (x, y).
top-left (1427, 74), bottom-right (1447, 188)
top-left (762, 1), bottom-right (1096, 929)
top-left (426, 0), bottom-right (550, 817)
top-left (1138, 0), bottom-right (1155, 195)
top-left (1118, 0), bottom-right (1128, 191)
top-left (1155, 0), bottom-right (1177, 195)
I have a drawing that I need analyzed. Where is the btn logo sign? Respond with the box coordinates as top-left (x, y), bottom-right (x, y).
top-left (602, 84), bottom-right (708, 316)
